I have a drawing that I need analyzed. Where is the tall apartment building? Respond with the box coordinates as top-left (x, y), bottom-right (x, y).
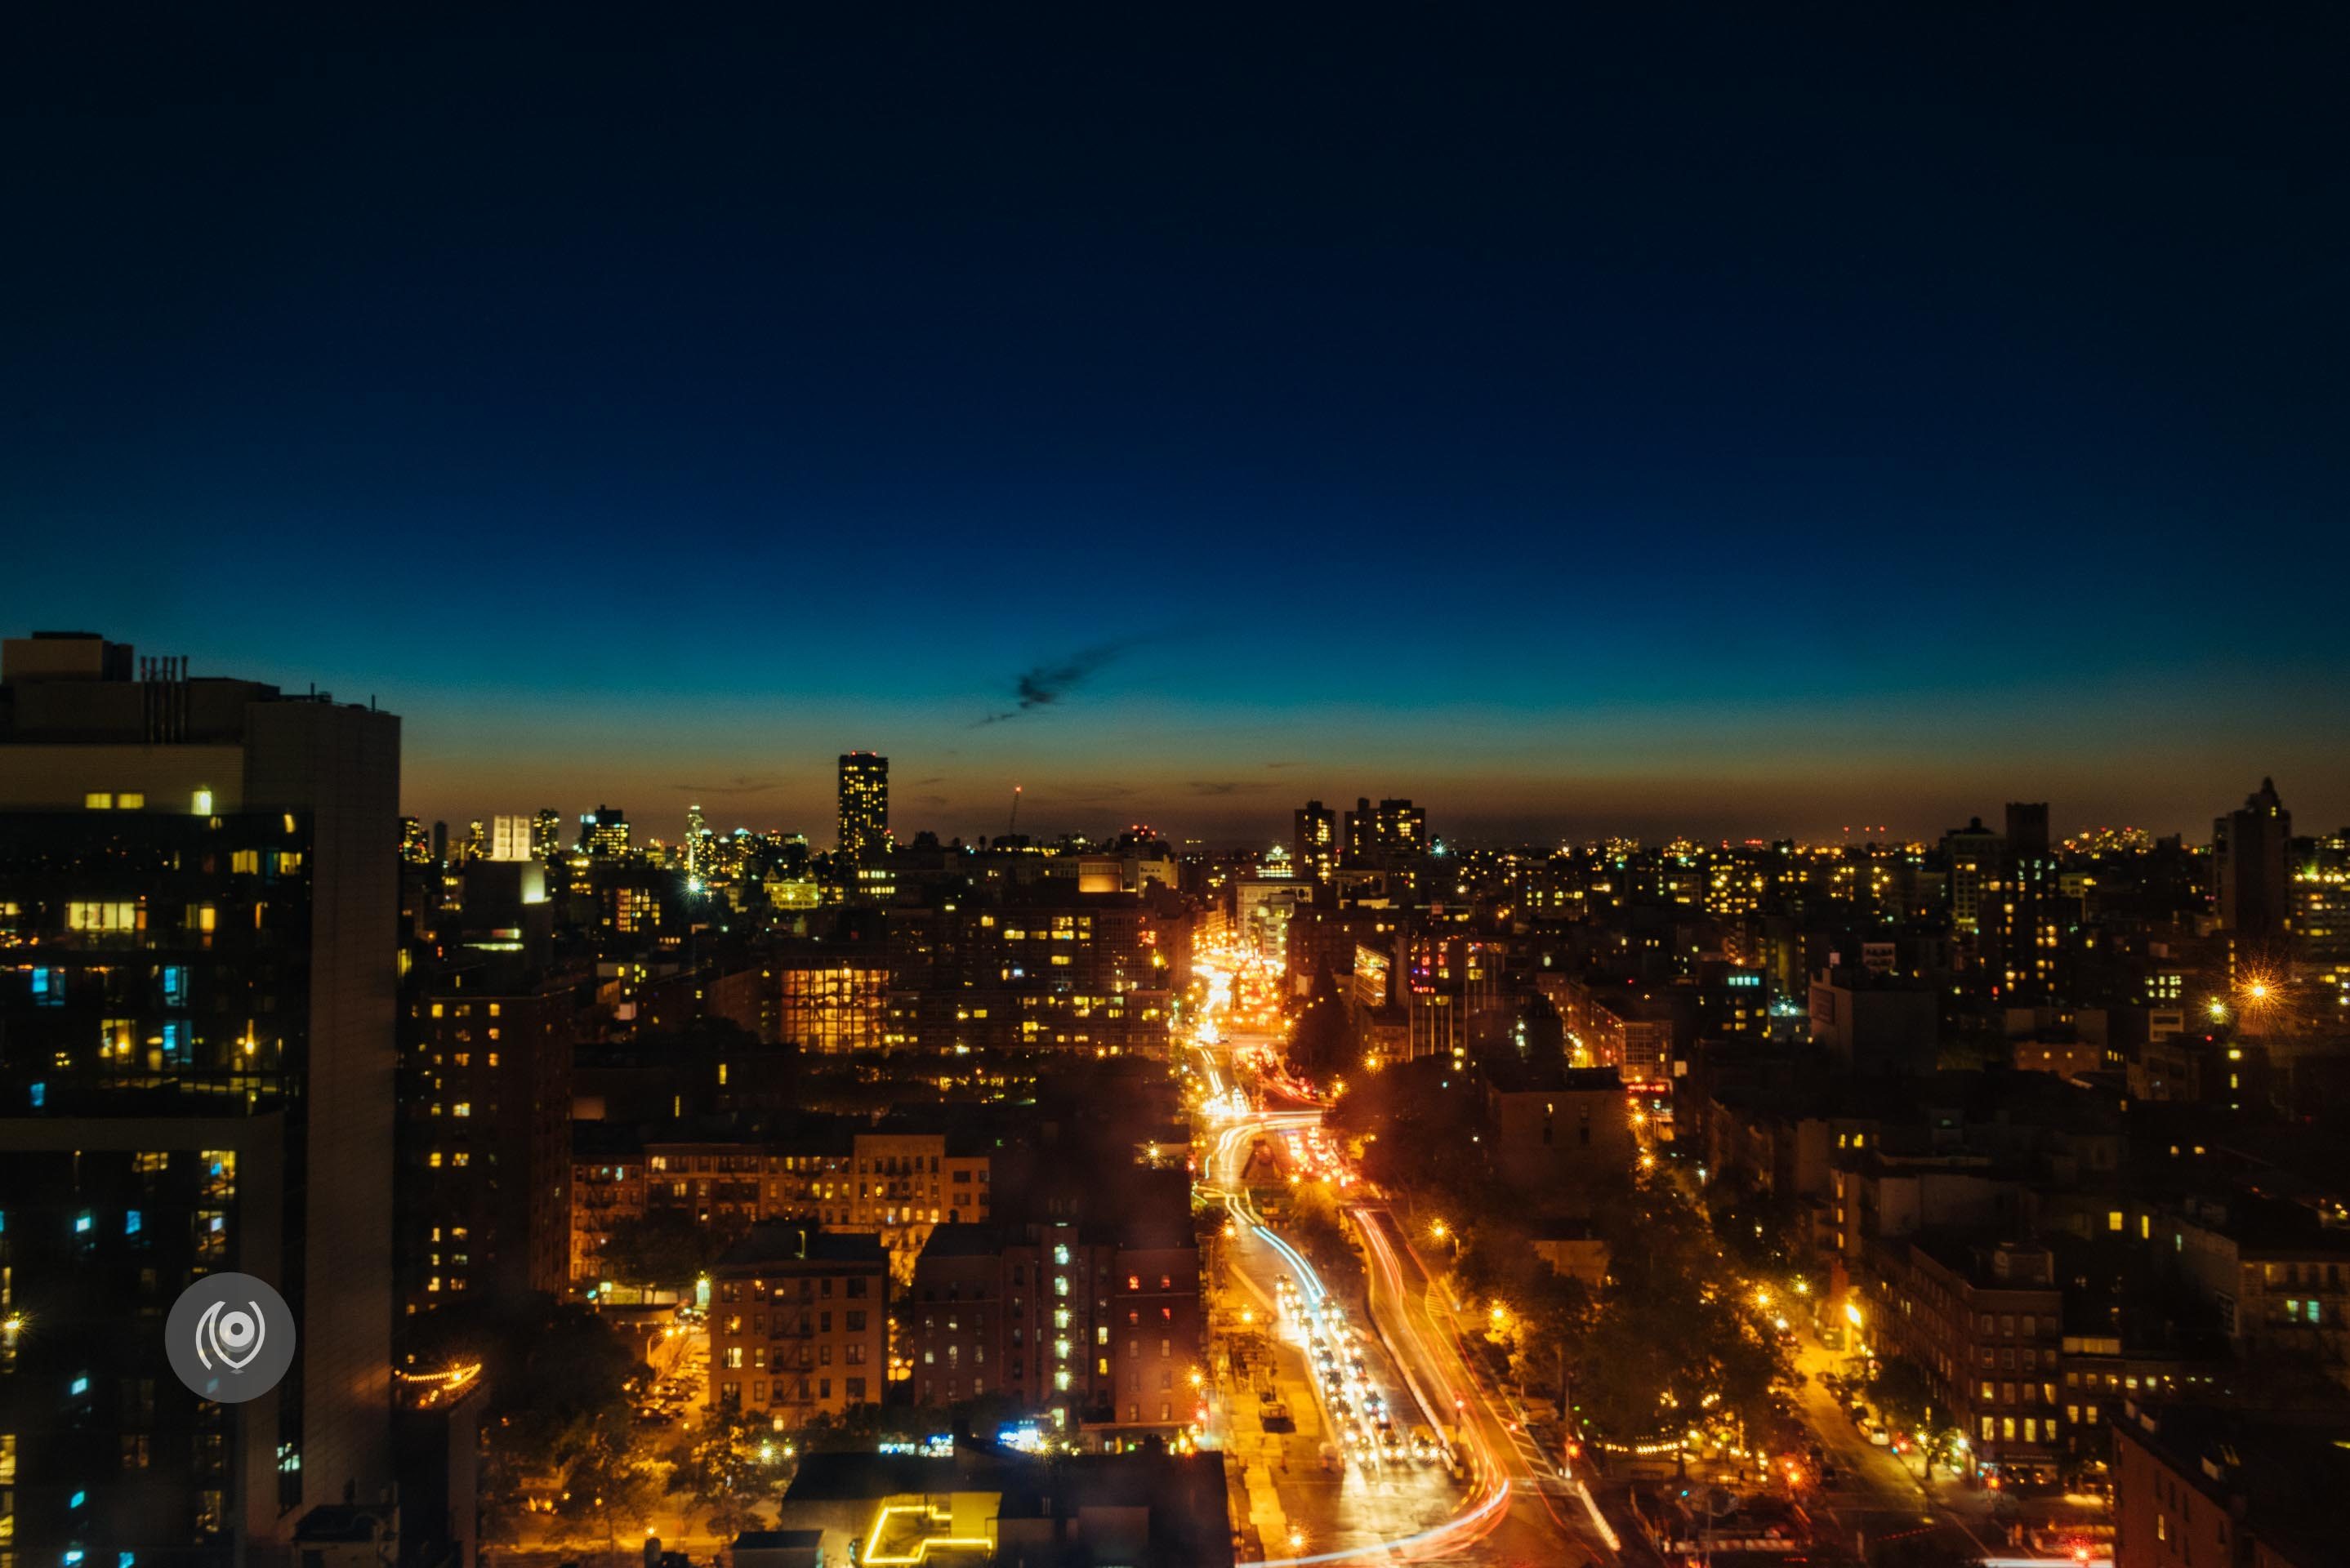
top-left (1293, 801), bottom-right (1337, 884)
top-left (1343, 797), bottom-right (1427, 862)
top-left (2111, 1401), bottom-right (2342, 1568)
top-left (836, 753), bottom-right (890, 870)
top-left (1993, 801), bottom-right (2059, 1000)
top-left (1857, 1236), bottom-right (2067, 1480)
top-left (0, 633), bottom-right (399, 1561)
top-left (708, 1226), bottom-right (889, 1423)
top-left (1941, 815), bottom-right (2002, 937)
top-left (904, 1217), bottom-right (1202, 1446)
top-left (398, 972), bottom-right (577, 1316)
top-left (2214, 777), bottom-right (2292, 955)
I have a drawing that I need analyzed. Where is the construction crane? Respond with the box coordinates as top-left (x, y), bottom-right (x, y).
top-left (1007, 784), bottom-right (1023, 838)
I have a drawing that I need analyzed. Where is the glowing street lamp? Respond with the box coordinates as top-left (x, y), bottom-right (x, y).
top-left (1429, 1219), bottom-right (1448, 1243)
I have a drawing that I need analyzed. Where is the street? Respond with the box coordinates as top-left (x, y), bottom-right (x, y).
top-left (1187, 941), bottom-right (1608, 1566)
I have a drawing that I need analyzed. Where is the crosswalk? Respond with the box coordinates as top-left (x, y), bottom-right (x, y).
top-left (1499, 1422), bottom-right (1559, 1478)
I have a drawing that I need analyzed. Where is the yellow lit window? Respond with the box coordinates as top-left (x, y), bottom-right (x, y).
top-left (84, 792), bottom-right (114, 810)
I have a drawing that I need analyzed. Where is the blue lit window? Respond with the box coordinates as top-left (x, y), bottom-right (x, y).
top-left (120, 1555), bottom-right (138, 1568)
top-left (27, 1083), bottom-right (42, 1108)
top-left (66, 1552), bottom-right (86, 1566)
top-left (71, 1375), bottom-right (90, 1396)
top-left (161, 965), bottom-right (188, 1005)
top-left (125, 1209), bottom-right (142, 1236)
top-left (33, 966), bottom-right (64, 1006)
top-left (69, 1490), bottom-right (86, 1508)
top-left (74, 1211), bottom-right (93, 1233)
top-left (161, 1021), bottom-right (183, 1060)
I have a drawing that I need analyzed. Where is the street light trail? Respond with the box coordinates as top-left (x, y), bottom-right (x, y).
top-left (1188, 931), bottom-right (1594, 1566)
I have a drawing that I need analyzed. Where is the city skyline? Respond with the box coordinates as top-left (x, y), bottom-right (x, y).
top-left (388, 704), bottom-right (2345, 853)
top-left (309, 663), bottom-right (2344, 851)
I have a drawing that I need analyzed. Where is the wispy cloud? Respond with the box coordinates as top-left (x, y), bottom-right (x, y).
top-left (974, 634), bottom-right (1174, 725)
top-left (1036, 782), bottom-right (1138, 803)
top-left (1187, 780), bottom-right (1279, 796)
top-left (672, 775), bottom-right (780, 795)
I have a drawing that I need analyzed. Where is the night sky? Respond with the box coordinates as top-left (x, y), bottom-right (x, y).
top-left (6, 9), bottom-right (2345, 845)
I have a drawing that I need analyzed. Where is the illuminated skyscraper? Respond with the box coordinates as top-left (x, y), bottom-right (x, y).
top-left (532, 806), bottom-right (562, 861)
top-left (837, 752), bottom-right (890, 867)
top-left (2215, 777), bottom-right (2292, 951)
top-left (1344, 796), bottom-right (1428, 861)
top-left (579, 804), bottom-right (631, 858)
top-left (488, 813), bottom-right (533, 862)
top-left (1994, 801), bottom-right (2057, 999)
top-left (1941, 815), bottom-right (2002, 935)
top-left (685, 802), bottom-right (708, 877)
top-left (1295, 800), bottom-right (1338, 883)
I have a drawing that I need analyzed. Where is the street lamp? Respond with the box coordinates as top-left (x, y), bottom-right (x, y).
top-left (1429, 1219), bottom-right (1448, 1243)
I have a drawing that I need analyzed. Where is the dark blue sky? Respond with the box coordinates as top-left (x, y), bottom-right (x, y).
top-left (5, 8), bottom-right (2344, 844)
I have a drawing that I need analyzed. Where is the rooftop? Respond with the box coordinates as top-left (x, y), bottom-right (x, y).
top-left (717, 1223), bottom-right (887, 1272)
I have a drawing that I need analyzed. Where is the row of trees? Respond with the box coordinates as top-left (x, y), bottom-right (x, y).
top-left (1463, 1170), bottom-right (1791, 1459)
top-left (1316, 1042), bottom-right (1792, 1463)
